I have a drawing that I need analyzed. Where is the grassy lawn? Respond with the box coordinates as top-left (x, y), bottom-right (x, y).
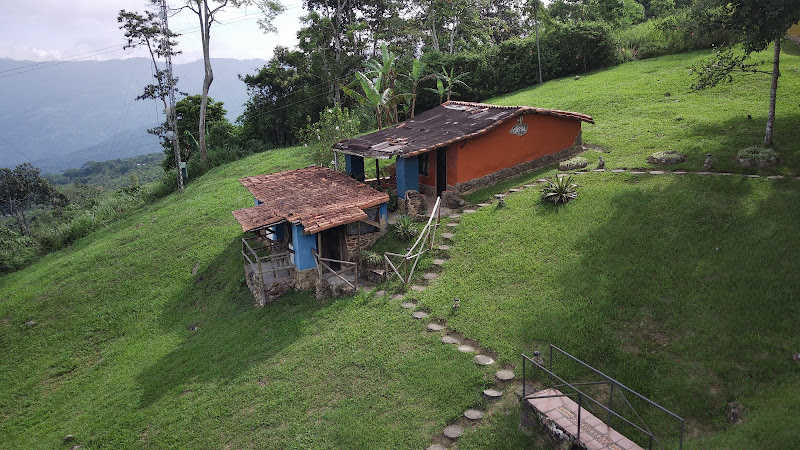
top-left (0, 147), bottom-right (489, 448)
top-left (3, 44), bottom-right (800, 448)
top-left (418, 173), bottom-right (800, 446)
top-left (493, 43), bottom-right (800, 176)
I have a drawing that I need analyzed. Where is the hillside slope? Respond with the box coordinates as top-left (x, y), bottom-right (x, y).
top-left (2, 47), bottom-right (799, 448)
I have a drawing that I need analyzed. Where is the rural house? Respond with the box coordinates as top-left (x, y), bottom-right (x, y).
top-left (333, 101), bottom-right (594, 205)
top-left (232, 166), bottom-right (389, 304)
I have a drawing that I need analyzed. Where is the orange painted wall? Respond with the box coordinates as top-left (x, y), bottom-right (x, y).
top-left (418, 113), bottom-right (581, 188)
top-left (452, 113), bottom-right (580, 184)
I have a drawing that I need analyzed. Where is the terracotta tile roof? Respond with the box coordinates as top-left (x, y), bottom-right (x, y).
top-left (332, 101), bottom-right (594, 159)
top-left (231, 166), bottom-right (389, 234)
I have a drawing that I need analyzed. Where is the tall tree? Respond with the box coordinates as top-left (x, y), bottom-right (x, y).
top-left (692, 0), bottom-right (800, 146)
top-left (118, 3), bottom-right (185, 192)
top-left (180, 0), bottom-right (284, 160)
top-left (0, 164), bottom-right (66, 237)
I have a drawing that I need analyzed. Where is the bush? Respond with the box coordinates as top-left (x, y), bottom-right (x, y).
top-left (0, 227), bottom-right (39, 272)
top-left (541, 175), bottom-right (579, 205)
top-left (737, 147), bottom-right (778, 168)
top-left (648, 150), bottom-right (687, 165)
top-left (559, 156), bottom-right (589, 171)
top-left (360, 250), bottom-right (384, 269)
top-left (299, 107), bottom-right (361, 168)
top-left (394, 215), bottom-right (419, 241)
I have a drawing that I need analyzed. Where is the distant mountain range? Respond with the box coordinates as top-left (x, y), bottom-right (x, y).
top-left (0, 57), bottom-right (267, 173)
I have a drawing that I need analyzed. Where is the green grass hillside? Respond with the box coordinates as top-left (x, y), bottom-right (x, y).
top-left (2, 45), bottom-right (799, 448)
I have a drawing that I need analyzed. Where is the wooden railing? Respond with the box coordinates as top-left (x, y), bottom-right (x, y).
top-left (312, 248), bottom-right (358, 290)
top-left (242, 236), bottom-right (295, 303)
top-left (384, 196), bottom-right (441, 283)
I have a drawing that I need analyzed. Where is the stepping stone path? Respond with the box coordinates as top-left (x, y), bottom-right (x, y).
top-left (374, 290), bottom-right (386, 298)
top-left (441, 232), bottom-right (455, 240)
top-left (390, 294), bottom-right (404, 301)
top-left (477, 203), bottom-right (492, 207)
top-left (443, 425), bottom-right (464, 439)
top-left (446, 222), bottom-right (459, 227)
top-left (592, 169), bottom-right (606, 172)
top-left (432, 259), bottom-right (446, 266)
top-left (401, 302), bottom-right (416, 309)
top-left (524, 184), bottom-right (537, 188)
top-left (458, 345), bottom-right (476, 353)
top-left (494, 194), bottom-right (507, 199)
top-left (412, 311), bottom-right (429, 319)
top-left (427, 445), bottom-right (447, 450)
top-left (697, 171), bottom-right (712, 175)
top-left (748, 175), bottom-right (760, 178)
top-left (674, 171), bottom-right (688, 175)
top-left (423, 272), bottom-right (439, 281)
top-left (630, 171), bottom-right (646, 175)
top-left (411, 285), bottom-right (426, 292)
top-left (438, 245), bottom-right (451, 251)
top-left (442, 335), bottom-right (460, 344)
top-left (464, 409), bottom-right (485, 420)
top-left (463, 209), bottom-right (477, 214)
top-left (509, 188), bottom-right (523, 192)
top-left (427, 323), bottom-right (446, 331)
top-left (650, 170), bottom-right (665, 175)
top-left (483, 388), bottom-right (503, 399)
top-left (536, 178), bottom-right (549, 182)
top-left (768, 175), bottom-right (784, 180)
top-left (448, 213), bottom-right (461, 219)
top-left (496, 369), bottom-right (515, 381)
top-left (474, 354), bottom-right (495, 365)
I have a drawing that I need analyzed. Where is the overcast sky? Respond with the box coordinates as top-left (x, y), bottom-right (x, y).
top-left (0, 0), bottom-right (306, 63)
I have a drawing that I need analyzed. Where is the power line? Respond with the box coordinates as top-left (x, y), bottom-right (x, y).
top-left (0, 136), bottom-right (32, 163)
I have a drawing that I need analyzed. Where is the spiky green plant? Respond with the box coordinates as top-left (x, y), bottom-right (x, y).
top-left (394, 215), bottom-right (419, 241)
top-left (541, 175), bottom-right (579, 204)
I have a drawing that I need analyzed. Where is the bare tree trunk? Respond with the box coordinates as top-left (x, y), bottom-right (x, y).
top-left (198, 0), bottom-right (216, 160)
top-left (765, 38), bottom-right (780, 147)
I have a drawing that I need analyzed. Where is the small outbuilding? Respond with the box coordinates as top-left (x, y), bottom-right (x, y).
top-left (333, 101), bottom-right (594, 202)
top-left (232, 166), bottom-right (389, 304)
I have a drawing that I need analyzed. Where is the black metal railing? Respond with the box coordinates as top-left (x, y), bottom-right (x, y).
top-left (522, 344), bottom-right (684, 450)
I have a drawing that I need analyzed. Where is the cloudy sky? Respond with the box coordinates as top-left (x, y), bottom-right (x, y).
top-left (0, 0), bottom-right (306, 63)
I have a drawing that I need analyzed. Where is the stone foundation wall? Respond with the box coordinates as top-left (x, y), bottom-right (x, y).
top-left (344, 230), bottom-right (386, 260)
top-left (521, 399), bottom-right (582, 450)
top-left (454, 138), bottom-right (584, 195)
top-left (244, 264), bottom-right (294, 307)
top-left (294, 267), bottom-right (318, 292)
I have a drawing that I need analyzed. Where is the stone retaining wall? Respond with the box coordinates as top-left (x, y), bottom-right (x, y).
top-left (344, 230), bottom-right (386, 260)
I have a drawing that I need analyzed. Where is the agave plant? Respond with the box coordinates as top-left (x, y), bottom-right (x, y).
top-left (541, 174), bottom-right (579, 205)
top-left (394, 214), bottom-right (419, 241)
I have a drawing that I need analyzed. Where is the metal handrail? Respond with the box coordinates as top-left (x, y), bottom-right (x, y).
top-left (522, 345), bottom-right (684, 450)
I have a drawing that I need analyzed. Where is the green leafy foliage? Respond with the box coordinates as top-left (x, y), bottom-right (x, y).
top-left (558, 156), bottom-right (589, 171)
top-left (736, 146), bottom-right (778, 167)
top-left (541, 174), bottom-right (579, 204)
top-left (393, 214), bottom-right (419, 241)
top-left (298, 106), bottom-right (360, 167)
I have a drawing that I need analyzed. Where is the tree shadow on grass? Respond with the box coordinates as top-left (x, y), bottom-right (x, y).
top-left (539, 174), bottom-right (800, 443)
top-left (135, 238), bottom-right (326, 408)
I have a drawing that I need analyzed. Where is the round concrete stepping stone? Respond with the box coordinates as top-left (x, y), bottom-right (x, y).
top-left (630, 171), bottom-right (646, 175)
top-left (374, 290), bottom-right (386, 298)
top-left (483, 388), bottom-right (503, 399)
top-left (718, 172), bottom-right (734, 176)
top-left (464, 409), bottom-right (484, 420)
top-left (592, 169), bottom-right (606, 172)
top-left (463, 209), bottom-right (476, 213)
top-left (432, 259), bottom-right (446, 266)
top-left (509, 188), bottom-right (523, 192)
top-left (458, 345), bottom-right (476, 353)
top-left (674, 171), bottom-right (688, 174)
top-left (401, 302), bottom-right (417, 309)
top-left (768, 175), bottom-right (785, 180)
top-left (441, 232), bottom-right (455, 239)
top-left (496, 369), bottom-right (515, 381)
top-left (611, 169), bottom-right (626, 173)
top-left (536, 178), bottom-right (549, 183)
top-left (649, 170), bottom-right (665, 175)
top-left (411, 285), bottom-right (426, 292)
top-left (697, 171), bottom-right (712, 175)
top-left (524, 184), bottom-right (537, 188)
top-left (448, 213), bottom-right (461, 219)
top-left (427, 445), bottom-right (447, 450)
top-left (412, 311), bottom-right (429, 319)
top-left (442, 335), bottom-right (460, 344)
top-left (427, 323), bottom-right (446, 331)
top-left (446, 222), bottom-right (459, 227)
top-left (748, 174), bottom-right (760, 178)
top-left (390, 294), bottom-right (404, 301)
top-left (443, 424), bottom-right (464, 439)
top-left (423, 272), bottom-right (439, 280)
top-left (438, 245), bottom-right (451, 251)
top-left (474, 354), bottom-right (495, 365)
top-left (477, 203), bottom-right (492, 207)
top-left (493, 194), bottom-right (507, 199)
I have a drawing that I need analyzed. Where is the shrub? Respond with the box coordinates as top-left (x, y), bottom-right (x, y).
top-left (0, 228), bottom-right (39, 272)
top-left (394, 215), bottom-right (419, 241)
top-left (737, 147), bottom-right (778, 168)
top-left (541, 175), bottom-right (579, 205)
top-left (559, 156), bottom-right (589, 171)
top-left (299, 107), bottom-right (361, 168)
top-left (360, 250), bottom-right (384, 269)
